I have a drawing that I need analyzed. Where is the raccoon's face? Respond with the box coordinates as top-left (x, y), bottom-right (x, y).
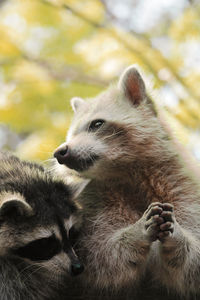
top-left (54, 66), bottom-right (166, 179)
top-left (0, 191), bottom-right (84, 278)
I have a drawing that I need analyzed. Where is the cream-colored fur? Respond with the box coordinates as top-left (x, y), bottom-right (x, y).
top-left (54, 66), bottom-right (200, 298)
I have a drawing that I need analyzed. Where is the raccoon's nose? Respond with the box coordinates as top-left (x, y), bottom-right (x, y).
top-left (70, 262), bottom-right (84, 276)
top-left (54, 145), bottom-right (69, 165)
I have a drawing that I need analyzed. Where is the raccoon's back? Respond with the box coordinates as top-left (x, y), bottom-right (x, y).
top-left (0, 152), bottom-right (44, 183)
top-left (0, 152), bottom-right (50, 202)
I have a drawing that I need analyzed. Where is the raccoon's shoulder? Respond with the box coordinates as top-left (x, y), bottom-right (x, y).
top-left (0, 151), bottom-right (20, 168)
top-left (0, 151), bottom-right (44, 179)
top-left (0, 152), bottom-right (50, 198)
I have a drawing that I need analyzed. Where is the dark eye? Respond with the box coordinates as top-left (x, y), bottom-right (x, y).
top-left (89, 119), bottom-right (105, 132)
top-left (14, 235), bottom-right (61, 262)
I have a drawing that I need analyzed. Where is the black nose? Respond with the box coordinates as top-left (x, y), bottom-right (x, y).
top-left (70, 262), bottom-right (84, 276)
top-left (54, 145), bottom-right (68, 165)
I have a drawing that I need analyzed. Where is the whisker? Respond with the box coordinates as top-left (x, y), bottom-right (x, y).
top-left (21, 264), bottom-right (46, 285)
top-left (102, 129), bottom-right (124, 141)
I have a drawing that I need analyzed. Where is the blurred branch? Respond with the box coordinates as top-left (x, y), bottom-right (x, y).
top-left (22, 54), bottom-right (108, 87)
top-left (0, 0), bottom-right (7, 7)
top-left (41, 0), bottom-right (162, 82)
top-left (100, 0), bottom-right (200, 102)
top-left (100, 0), bottom-right (142, 39)
top-left (110, 30), bottom-right (163, 82)
top-left (62, 4), bottom-right (104, 28)
top-left (0, 55), bottom-right (108, 87)
top-left (41, 0), bottom-right (200, 103)
top-left (41, 0), bottom-right (104, 28)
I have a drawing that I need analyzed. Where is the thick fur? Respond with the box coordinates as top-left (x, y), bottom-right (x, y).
top-left (54, 66), bottom-right (200, 299)
top-left (0, 152), bottom-right (83, 300)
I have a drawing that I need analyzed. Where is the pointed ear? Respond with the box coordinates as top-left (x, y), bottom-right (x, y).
top-left (118, 66), bottom-right (146, 106)
top-left (70, 97), bottom-right (86, 113)
top-left (0, 193), bottom-right (34, 219)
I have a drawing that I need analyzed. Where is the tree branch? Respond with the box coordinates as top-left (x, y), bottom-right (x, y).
top-left (40, 0), bottom-right (200, 103)
top-left (99, 0), bottom-right (200, 102)
top-left (22, 54), bottom-right (108, 87)
top-left (41, 0), bottom-right (105, 28)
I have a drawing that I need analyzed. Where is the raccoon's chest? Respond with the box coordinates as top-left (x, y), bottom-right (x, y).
top-left (81, 191), bottom-right (142, 235)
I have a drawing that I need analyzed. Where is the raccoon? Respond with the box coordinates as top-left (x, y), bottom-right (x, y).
top-left (0, 152), bottom-right (84, 300)
top-left (54, 66), bottom-right (200, 299)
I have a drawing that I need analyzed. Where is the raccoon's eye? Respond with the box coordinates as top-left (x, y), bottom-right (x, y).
top-left (14, 235), bottom-right (61, 261)
top-left (89, 119), bottom-right (105, 132)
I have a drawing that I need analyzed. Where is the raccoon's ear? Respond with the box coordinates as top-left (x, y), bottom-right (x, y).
top-left (0, 193), bottom-right (34, 219)
top-left (118, 66), bottom-right (146, 106)
top-left (71, 97), bottom-right (86, 113)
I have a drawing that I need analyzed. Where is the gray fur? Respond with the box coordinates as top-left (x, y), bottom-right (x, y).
top-left (0, 152), bottom-right (83, 300)
top-left (54, 66), bottom-right (200, 299)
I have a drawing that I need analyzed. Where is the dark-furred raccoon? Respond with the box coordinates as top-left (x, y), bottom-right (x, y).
top-left (54, 66), bottom-right (200, 300)
top-left (0, 152), bottom-right (84, 300)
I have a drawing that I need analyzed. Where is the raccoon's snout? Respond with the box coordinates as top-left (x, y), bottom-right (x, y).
top-left (54, 144), bottom-right (99, 172)
top-left (70, 261), bottom-right (84, 276)
top-left (54, 145), bottom-right (69, 165)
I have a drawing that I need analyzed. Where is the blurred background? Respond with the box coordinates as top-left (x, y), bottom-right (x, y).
top-left (0, 0), bottom-right (200, 164)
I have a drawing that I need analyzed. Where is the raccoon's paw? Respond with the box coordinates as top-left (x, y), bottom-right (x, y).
top-left (143, 202), bottom-right (175, 242)
top-left (157, 203), bottom-right (174, 242)
top-left (143, 202), bottom-right (165, 242)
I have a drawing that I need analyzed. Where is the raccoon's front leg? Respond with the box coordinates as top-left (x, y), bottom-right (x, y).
top-left (157, 203), bottom-right (200, 296)
top-left (85, 203), bottom-right (164, 289)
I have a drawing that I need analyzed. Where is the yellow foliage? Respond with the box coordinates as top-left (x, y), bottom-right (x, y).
top-left (0, 29), bottom-right (20, 58)
top-left (13, 60), bottom-right (51, 83)
top-left (169, 8), bottom-right (200, 41)
top-left (63, 0), bottom-right (104, 23)
top-left (16, 129), bottom-right (65, 161)
top-left (0, 0), bottom-right (200, 162)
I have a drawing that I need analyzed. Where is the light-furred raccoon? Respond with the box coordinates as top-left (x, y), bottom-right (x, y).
top-left (54, 66), bottom-right (200, 299)
top-left (0, 152), bottom-right (84, 300)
